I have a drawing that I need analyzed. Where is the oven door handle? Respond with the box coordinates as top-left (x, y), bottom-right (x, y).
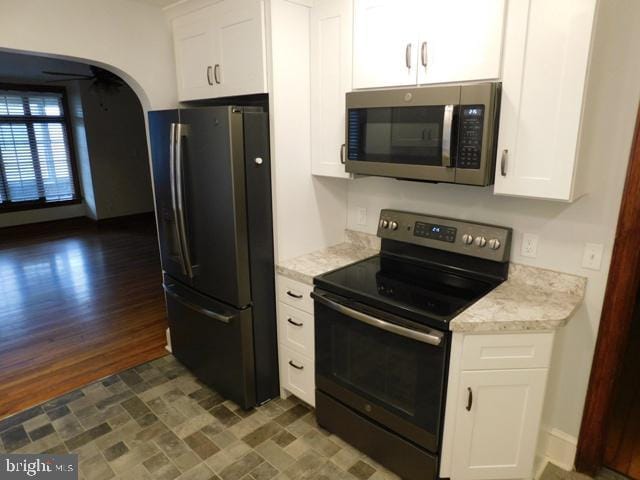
top-left (311, 291), bottom-right (443, 347)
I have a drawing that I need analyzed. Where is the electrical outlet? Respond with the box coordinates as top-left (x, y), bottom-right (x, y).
top-left (521, 233), bottom-right (539, 258)
top-left (582, 243), bottom-right (603, 270)
top-left (357, 207), bottom-right (367, 226)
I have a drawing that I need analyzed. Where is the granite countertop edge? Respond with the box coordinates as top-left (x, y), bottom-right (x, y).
top-left (276, 236), bottom-right (588, 333)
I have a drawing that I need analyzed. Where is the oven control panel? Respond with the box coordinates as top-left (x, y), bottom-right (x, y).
top-left (377, 209), bottom-right (512, 262)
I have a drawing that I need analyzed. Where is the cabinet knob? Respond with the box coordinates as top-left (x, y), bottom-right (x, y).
top-left (466, 387), bottom-right (473, 411)
top-left (500, 149), bottom-right (509, 176)
top-left (340, 144), bottom-right (346, 164)
top-left (214, 64), bottom-right (221, 84)
top-left (206, 66), bottom-right (214, 86)
top-left (405, 43), bottom-right (412, 70)
top-left (421, 41), bottom-right (428, 69)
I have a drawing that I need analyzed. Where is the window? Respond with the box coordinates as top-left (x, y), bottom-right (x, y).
top-left (0, 86), bottom-right (79, 210)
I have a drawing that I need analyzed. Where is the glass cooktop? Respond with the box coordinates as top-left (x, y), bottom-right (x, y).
top-left (314, 254), bottom-right (500, 327)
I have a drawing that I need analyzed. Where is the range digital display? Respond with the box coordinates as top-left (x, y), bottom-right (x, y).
top-left (414, 222), bottom-right (457, 243)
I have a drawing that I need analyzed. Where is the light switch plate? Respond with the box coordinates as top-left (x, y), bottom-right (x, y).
top-left (582, 243), bottom-right (604, 270)
top-left (357, 207), bottom-right (367, 226)
top-left (521, 233), bottom-right (539, 258)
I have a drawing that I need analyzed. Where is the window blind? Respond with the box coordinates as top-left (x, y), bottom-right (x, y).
top-left (0, 89), bottom-right (78, 207)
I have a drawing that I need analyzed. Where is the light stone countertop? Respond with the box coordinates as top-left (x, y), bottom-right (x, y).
top-left (449, 263), bottom-right (587, 333)
top-left (275, 230), bottom-right (380, 285)
top-left (276, 234), bottom-right (586, 333)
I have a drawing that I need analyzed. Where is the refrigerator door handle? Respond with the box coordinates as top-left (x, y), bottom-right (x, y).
top-left (163, 283), bottom-right (234, 323)
top-left (169, 123), bottom-right (187, 276)
top-left (175, 123), bottom-right (194, 278)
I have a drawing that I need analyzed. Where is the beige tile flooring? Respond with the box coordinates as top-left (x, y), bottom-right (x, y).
top-left (0, 354), bottom-right (399, 480)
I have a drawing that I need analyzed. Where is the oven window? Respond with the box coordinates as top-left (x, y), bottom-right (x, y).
top-left (316, 301), bottom-right (447, 441)
top-left (347, 105), bottom-right (450, 166)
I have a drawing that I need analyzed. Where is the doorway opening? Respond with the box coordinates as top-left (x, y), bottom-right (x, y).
top-left (0, 51), bottom-right (167, 419)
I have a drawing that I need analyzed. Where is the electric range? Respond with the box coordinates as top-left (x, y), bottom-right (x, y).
top-left (313, 209), bottom-right (512, 480)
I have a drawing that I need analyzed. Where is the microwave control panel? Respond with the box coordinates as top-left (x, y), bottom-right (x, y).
top-left (457, 105), bottom-right (485, 169)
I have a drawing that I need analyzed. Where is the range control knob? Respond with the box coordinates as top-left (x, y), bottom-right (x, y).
top-left (474, 236), bottom-right (487, 248)
top-left (488, 238), bottom-right (501, 250)
top-left (379, 219), bottom-right (389, 229)
top-left (462, 234), bottom-right (474, 245)
top-left (389, 221), bottom-right (398, 231)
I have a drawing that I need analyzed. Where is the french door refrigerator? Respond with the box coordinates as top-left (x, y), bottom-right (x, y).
top-left (148, 105), bottom-right (278, 409)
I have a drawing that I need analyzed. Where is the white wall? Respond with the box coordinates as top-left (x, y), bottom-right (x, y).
top-left (268, 0), bottom-right (348, 261)
top-left (345, 0), bottom-right (640, 451)
top-left (79, 83), bottom-right (154, 219)
top-left (0, 0), bottom-right (177, 110)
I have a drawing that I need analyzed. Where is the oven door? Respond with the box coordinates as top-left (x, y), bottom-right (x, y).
top-left (313, 289), bottom-right (449, 453)
top-left (345, 86), bottom-right (460, 182)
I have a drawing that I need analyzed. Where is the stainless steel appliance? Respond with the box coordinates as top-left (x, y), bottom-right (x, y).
top-left (345, 82), bottom-right (501, 185)
top-left (313, 210), bottom-right (512, 480)
top-left (148, 104), bottom-right (278, 409)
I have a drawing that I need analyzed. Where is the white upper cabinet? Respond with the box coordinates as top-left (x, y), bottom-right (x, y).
top-left (353, 0), bottom-right (505, 89)
top-left (215, 0), bottom-right (267, 98)
top-left (173, 5), bottom-right (221, 101)
top-left (172, 0), bottom-right (267, 102)
top-left (493, 0), bottom-right (597, 201)
top-left (310, 0), bottom-right (353, 178)
top-left (417, 0), bottom-right (505, 85)
top-left (352, 0), bottom-right (418, 89)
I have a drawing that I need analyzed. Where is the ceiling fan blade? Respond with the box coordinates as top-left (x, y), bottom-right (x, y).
top-left (42, 70), bottom-right (94, 79)
top-left (44, 77), bottom-right (95, 83)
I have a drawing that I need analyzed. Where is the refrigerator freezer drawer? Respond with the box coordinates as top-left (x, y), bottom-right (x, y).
top-left (164, 279), bottom-right (256, 409)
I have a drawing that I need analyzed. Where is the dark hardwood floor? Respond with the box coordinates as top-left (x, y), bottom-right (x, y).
top-left (0, 214), bottom-right (167, 419)
top-left (604, 295), bottom-right (640, 479)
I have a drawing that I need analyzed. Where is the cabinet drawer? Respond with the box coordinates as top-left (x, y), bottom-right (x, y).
top-left (278, 344), bottom-right (315, 406)
top-left (277, 276), bottom-right (314, 314)
top-left (461, 332), bottom-right (554, 370)
top-left (277, 302), bottom-right (314, 358)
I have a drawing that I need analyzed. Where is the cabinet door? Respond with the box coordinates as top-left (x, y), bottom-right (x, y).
top-left (452, 369), bottom-right (547, 480)
top-left (310, 0), bottom-right (352, 178)
top-left (352, 0), bottom-right (418, 89)
top-left (493, 0), bottom-right (597, 200)
top-left (417, 0), bottom-right (505, 85)
top-left (214, 0), bottom-right (267, 98)
top-left (173, 6), bottom-right (219, 101)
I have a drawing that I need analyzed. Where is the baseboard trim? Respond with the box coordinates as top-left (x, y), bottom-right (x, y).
top-left (538, 426), bottom-right (578, 471)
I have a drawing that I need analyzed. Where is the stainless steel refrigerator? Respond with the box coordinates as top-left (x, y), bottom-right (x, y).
top-left (148, 105), bottom-right (278, 409)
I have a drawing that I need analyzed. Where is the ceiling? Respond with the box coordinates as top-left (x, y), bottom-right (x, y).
top-left (0, 51), bottom-right (92, 84)
top-left (129, 0), bottom-right (181, 8)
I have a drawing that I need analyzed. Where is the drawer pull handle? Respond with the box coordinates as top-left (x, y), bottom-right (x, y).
top-left (287, 318), bottom-right (303, 327)
top-left (288, 360), bottom-right (304, 370)
top-left (286, 290), bottom-right (303, 299)
top-left (466, 387), bottom-right (473, 411)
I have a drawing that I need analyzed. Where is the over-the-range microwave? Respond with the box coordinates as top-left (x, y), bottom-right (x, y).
top-left (345, 82), bottom-right (501, 186)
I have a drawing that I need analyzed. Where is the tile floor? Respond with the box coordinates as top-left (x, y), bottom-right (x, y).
top-left (0, 355), bottom-right (399, 480)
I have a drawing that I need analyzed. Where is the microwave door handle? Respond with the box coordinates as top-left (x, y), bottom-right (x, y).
top-left (311, 291), bottom-right (443, 347)
top-left (442, 104), bottom-right (454, 168)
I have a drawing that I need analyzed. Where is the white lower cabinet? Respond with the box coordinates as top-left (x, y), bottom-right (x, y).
top-left (276, 275), bottom-right (316, 406)
top-left (278, 343), bottom-right (315, 407)
top-left (441, 332), bottom-right (555, 480)
top-left (452, 369), bottom-right (548, 480)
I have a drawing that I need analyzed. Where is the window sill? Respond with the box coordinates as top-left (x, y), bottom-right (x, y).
top-left (0, 198), bottom-right (83, 214)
